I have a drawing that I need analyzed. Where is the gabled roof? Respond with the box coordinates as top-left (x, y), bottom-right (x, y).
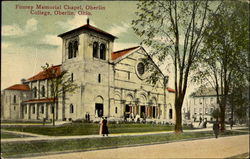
top-left (112, 46), bottom-right (140, 60)
top-left (58, 24), bottom-right (117, 39)
top-left (190, 87), bottom-right (220, 97)
top-left (5, 84), bottom-right (30, 91)
top-left (23, 98), bottom-right (57, 104)
top-left (112, 46), bottom-right (165, 78)
top-left (167, 87), bottom-right (176, 93)
top-left (27, 65), bottom-right (61, 82)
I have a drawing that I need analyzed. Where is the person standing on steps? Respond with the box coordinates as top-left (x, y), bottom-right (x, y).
top-left (213, 119), bottom-right (220, 138)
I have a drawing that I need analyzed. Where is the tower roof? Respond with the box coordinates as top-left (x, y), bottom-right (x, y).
top-left (58, 24), bottom-right (117, 39)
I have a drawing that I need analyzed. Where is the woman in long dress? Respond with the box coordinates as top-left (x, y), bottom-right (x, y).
top-left (99, 117), bottom-right (104, 135)
top-left (102, 117), bottom-right (109, 136)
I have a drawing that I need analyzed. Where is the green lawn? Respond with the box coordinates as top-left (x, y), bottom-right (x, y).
top-left (1, 130), bottom-right (247, 158)
top-left (3, 123), bottom-right (184, 136)
top-left (1, 132), bottom-right (29, 139)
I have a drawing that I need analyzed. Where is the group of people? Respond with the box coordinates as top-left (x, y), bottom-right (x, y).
top-left (99, 117), bottom-right (109, 136)
top-left (85, 112), bottom-right (90, 122)
top-left (124, 112), bottom-right (146, 123)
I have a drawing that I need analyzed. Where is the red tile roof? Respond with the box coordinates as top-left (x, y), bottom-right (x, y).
top-left (23, 98), bottom-right (57, 104)
top-left (27, 65), bottom-right (61, 82)
top-left (5, 84), bottom-right (30, 91)
top-left (58, 24), bottom-right (116, 39)
top-left (167, 87), bottom-right (176, 93)
top-left (112, 46), bottom-right (140, 60)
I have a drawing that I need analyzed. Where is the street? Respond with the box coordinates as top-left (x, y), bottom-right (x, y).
top-left (20, 134), bottom-right (249, 159)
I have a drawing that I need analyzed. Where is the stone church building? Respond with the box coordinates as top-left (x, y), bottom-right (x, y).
top-left (1, 20), bottom-right (175, 123)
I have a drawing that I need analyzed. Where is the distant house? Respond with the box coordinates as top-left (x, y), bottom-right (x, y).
top-left (188, 88), bottom-right (221, 122)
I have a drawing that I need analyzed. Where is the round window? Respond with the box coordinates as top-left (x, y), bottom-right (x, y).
top-left (137, 62), bottom-right (145, 75)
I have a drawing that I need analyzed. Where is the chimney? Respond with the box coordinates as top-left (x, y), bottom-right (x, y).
top-left (87, 17), bottom-right (89, 25)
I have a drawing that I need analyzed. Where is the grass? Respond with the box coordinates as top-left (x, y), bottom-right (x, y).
top-left (1, 130), bottom-right (247, 158)
top-left (3, 123), bottom-right (184, 136)
top-left (1, 132), bottom-right (30, 139)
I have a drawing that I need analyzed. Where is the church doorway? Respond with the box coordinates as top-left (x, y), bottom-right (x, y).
top-left (140, 106), bottom-right (145, 118)
top-left (153, 106), bottom-right (156, 118)
top-left (95, 103), bottom-right (103, 117)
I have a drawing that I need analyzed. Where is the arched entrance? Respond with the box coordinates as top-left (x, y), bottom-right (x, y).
top-left (95, 96), bottom-right (104, 117)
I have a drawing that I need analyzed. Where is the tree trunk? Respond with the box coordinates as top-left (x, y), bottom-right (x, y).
top-left (174, 100), bottom-right (183, 133)
top-left (220, 103), bottom-right (226, 131)
top-left (52, 101), bottom-right (55, 126)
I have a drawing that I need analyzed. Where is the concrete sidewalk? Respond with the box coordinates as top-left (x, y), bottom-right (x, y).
top-left (17, 134), bottom-right (249, 159)
top-left (1, 126), bottom-right (248, 143)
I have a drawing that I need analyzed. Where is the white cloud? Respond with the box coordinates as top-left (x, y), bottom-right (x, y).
top-left (41, 34), bottom-right (61, 46)
top-left (2, 24), bottom-right (24, 36)
top-left (113, 42), bottom-right (139, 52)
top-left (107, 22), bottom-right (130, 37)
top-left (57, 15), bottom-right (96, 30)
top-left (25, 18), bottom-right (38, 32)
top-left (2, 18), bottom-right (38, 37)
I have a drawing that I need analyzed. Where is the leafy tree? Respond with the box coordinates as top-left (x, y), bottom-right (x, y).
top-left (42, 63), bottom-right (77, 126)
top-left (211, 108), bottom-right (220, 121)
top-left (193, 1), bottom-right (249, 131)
top-left (228, 86), bottom-right (248, 124)
top-left (132, 0), bottom-right (218, 133)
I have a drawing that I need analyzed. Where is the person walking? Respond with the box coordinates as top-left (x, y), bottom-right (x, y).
top-left (102, 117), bottom-right (109, 136)
top-left (213, 119), bottom-right (220, 138)
top-left (199, 116), bottom-right (202, 126)
top-left (229, 118), bottom-right (233, 130)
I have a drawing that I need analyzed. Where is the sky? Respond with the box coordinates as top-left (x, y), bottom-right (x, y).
top-left (2, 1), bottom-right (142, 89)
top-left (1, 1), bottom-right (182, 95)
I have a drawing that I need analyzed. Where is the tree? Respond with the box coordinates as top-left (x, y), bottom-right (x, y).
top-left (193, 1), bottom-right (249, 131)
top-left (229, 86), bottom-right (248, 124)
top-left (211, 108), bottom-right (220, 121)
top-left (42, 63), bottom-right (77, 126)
top-left (132, 0), bottom-right (217, 133)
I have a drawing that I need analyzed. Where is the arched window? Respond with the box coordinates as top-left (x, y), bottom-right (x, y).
top-left (32, 105), bottom-right (35, 114)
top-left (13, 95), bottom-right (16, 104)
top-left (70, 104), bottom-right (74, 113)
top-left (100, 43), bottom-right (106, 60)
top-left (41, 105), bottom-right (44, 114)
top-left (51, 105), bottom-right (54, 114)
top-left (41, 86), bottom-right (45, 97)
top-left (68, 42), bottom-right (73, 59)
top-left (71, 73), bottom-right (74, 82)
top-left (93, 42), bottom-right (98, 58)
top-left (115, 107), bottom-right (118, 114)
top-left (73, 41), bottom-right (78, 57)
top-left (169, 109), bottom-right (173, 119)
top-left (33, 87), bottom-right (37, 98)
top-left (98, 74), bottom-right (101, 83)
top-left (50, 84), bottom-right (54, 97)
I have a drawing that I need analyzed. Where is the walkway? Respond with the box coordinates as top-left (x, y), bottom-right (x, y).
top-left (1, 126), bottom-right (248, 143)
top-left (19, 134), bottom-right (249, 159)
